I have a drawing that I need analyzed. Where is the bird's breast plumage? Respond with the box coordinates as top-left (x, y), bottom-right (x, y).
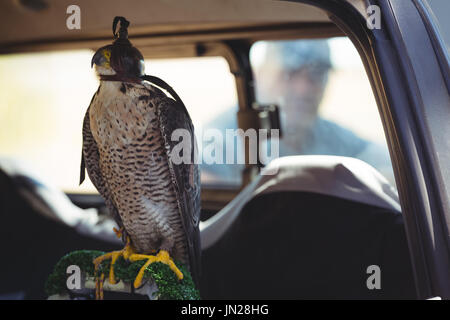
top-left (88, 81), bottom-right (187, 261)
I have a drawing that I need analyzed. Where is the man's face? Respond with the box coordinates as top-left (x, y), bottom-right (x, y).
top-left (256, 64), bottom-right (329, 136)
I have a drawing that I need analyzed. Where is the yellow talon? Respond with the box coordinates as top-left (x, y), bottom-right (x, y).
top-left (93, 237), bottom-right (132, 286)
top-left (113, 227), bottom-right (124, 239)
top-left (92, 230), bottom-right (183, 298)
top-left (129, 250), bottom-right (184, 288)
top-left (99, 273), bottom-right (104, 300)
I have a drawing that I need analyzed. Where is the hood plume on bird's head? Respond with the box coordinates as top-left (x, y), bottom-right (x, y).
top-left (91, 16), bottom-right (145, 78)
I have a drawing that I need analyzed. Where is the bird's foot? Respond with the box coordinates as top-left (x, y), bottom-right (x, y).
top-left (92, 235), bottom-right (182, 298)
top-left (95, 273), bottom-right (105, 300)
top-left (129, 250), bottom-right (184, 288)
top-left (93, 237), bottom-right (133, 286)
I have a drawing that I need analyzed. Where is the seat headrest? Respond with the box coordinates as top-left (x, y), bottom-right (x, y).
top-left (201, 155), bottom-right (400, 249)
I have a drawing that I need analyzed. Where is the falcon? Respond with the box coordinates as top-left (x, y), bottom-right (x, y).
top-left (80, 17), bottom-right (201, 292)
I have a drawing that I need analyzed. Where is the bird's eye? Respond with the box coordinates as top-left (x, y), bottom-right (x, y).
top-left (104, 50), bottom-right (111, 60)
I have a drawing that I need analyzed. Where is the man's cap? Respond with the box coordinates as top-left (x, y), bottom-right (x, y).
top-left (253, 39), bottom-right (332, 71)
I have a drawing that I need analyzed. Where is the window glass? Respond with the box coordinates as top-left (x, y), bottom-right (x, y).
top-left (0, 50), bottom-right (98, 193)
top-left (0, 51), bottom-right (238, 192)
top-left (199, 38), bottom-right (396, 187)
top-left (425, 0), bottom-right (450, 54)
top-left (250, 38), bottom-right (396, 185)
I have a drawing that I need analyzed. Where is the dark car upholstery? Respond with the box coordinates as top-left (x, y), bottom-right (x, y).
top-left (200, 191), bottom-right (416, 299)
top-left (0, 169), bottom-right (120, 299)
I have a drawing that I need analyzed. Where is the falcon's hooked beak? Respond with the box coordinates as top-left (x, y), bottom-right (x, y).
top-left (91, 48), bottom-right (111, 68)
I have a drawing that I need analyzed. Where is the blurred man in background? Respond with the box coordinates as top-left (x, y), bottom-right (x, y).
top-left (201, 39), bottom-right (395, 186)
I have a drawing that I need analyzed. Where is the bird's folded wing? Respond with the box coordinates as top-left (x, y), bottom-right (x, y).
top-left (157, 96), bottom-right (201, 285)
top-left (81, 103), bottom-right (124, 231)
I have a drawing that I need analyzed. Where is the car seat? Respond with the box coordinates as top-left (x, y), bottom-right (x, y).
top-left (199, 156), bottom-right (416, 299)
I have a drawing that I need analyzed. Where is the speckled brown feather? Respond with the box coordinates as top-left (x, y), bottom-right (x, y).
top-left (157, 94), bottom-right (201, 285)
top-left (81, 101), bottom-right (124, 233)
top-left (81, 80), bottom-right (200, 283)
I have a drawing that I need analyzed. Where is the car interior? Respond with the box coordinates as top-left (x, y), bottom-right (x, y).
top-left (0, 0), bottom-right (418, 299)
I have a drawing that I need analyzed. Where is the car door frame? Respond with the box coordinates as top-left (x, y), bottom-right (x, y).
top-left (282, 0), bottom-right (450, 299)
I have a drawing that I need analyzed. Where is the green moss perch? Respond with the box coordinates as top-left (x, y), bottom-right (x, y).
top-left (45, 250), bottom-right (200, 300)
